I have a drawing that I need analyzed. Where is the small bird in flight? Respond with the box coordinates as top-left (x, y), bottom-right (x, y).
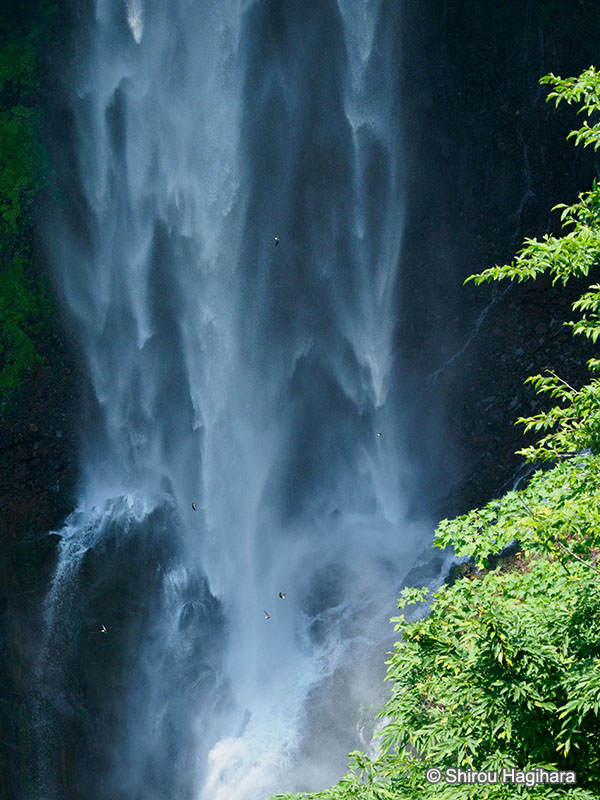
top-left (101, 624), bottom-right (107, 634)
top-left (274, 236), bottom-right (280, 246)
top-left (278, 592), bottom-right (287, 599)
top-left (264, 610), bottom-right (271, 620)
top-left (376, 432), bottom-right (383, 437)
top-left (191, 503), bottom-right (197, 511)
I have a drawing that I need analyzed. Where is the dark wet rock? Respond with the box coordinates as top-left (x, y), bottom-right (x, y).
top-left (397, 0), bottom-right (600, 521)
top-left (403, 554), bottom-right (446, 588)
top-left (0, 316), bottom-right (79, 800)
top-left (438, 273), bottom-right (592, 519)
top-left (445, 559), bottom-right (476, 586)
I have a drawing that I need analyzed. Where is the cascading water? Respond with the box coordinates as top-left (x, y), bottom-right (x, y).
top-left (38, 2), bottom-right (446, 798)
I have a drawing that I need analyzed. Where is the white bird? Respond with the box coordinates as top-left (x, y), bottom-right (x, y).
top-left (376, 432), bottom-right (383, 437)
top-left (264, 610), bottom-right (271, 620)
top-left (100, 624), bottom-right (107, 634)
top-left (278, 592), bottom-right (287, 599)
top-left (274, 236), bottom-right (280, 246)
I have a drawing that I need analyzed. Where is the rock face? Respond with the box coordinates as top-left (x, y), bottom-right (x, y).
top-left (394, 0), bottom-right (600, 518)
top-left (0, 319), bottom-right (79, 800)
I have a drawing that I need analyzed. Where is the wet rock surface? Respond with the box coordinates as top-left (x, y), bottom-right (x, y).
top-left (442, 277), bottom-right (593, 517)
top-left (396, 0), bottom-right (600, 520)
top-left (0, 317), bottom-right (79, 799)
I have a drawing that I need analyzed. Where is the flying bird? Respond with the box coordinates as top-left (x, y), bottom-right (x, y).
top-left (191, 503), bottom-right (197, 511)
top-left (278, 592), bottom-right (287, 599)
top-left (376, 432), bottom-right (383, 437)
top-left (274, 236), bottom-right (280, 246)
top-left (264, 610), bottom-right (271, 620)
top-left (100, 624), bottom-right (107, 634)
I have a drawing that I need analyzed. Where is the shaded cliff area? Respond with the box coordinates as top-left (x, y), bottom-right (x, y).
top-left (396, 0), bottom-right (600, 517)
top-left (0, 4), bottom-right (79, 797)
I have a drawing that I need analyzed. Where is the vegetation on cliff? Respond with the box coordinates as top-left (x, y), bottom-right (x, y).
top-left (270, 67), bottom-right (600, 800)
top-left (0, 2), bottom-right (56, 396)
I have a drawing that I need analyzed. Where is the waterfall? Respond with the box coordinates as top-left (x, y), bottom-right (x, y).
top-left (39, 2), bottom-right (443, 797)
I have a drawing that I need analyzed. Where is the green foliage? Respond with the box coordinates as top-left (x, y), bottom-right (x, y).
top-left (542, 68), bottom-right (600, 148)
top-left (0, 39), bottom-right (37, 94)
top-left (465, 227), bottom-right (600, 287)
top-left (436, 454), bottom-right (600, 571)
top-left (0, 248), bottom-right (47, 392)
top-left (0, 104), bottom-right (42, 235)
top-left (0, 5), bottom-right (56, 395)
top-left (372, 560), bottom-right (600, 798)
top-left (268, 65), bottom-right (600, 800)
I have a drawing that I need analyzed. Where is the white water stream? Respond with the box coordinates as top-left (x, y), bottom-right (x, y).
top-left (38, 2), bottom-right (444, 797)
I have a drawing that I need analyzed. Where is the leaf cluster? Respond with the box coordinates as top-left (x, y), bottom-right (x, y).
top-left (379, 564), bottom-right (600, 784)
top-left (435, 454), bottom-right (600, 571)
top-left (0, 4), bottom-right (56, 395)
